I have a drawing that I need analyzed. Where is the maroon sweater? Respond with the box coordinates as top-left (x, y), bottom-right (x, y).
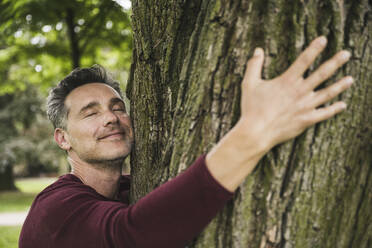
top-left (19, 155), bottom-right (234, 248)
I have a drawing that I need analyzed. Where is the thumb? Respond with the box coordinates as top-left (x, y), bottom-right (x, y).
top-left (243, 47), bottom-right (264, 86)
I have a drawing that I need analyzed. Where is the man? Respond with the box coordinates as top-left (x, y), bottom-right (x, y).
top-left (19, 36), bottom-right (352, 247)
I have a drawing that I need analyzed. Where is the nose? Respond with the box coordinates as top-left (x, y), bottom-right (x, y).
top-left (103, 110), bottom-right (119, 127)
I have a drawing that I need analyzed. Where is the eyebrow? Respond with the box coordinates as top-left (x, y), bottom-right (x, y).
top-left (78, 101), bottom-right (100, 115)
top-left (78, 97), bottom-right (125, 115)
top-left (110, 97), bottom-right (125, 107)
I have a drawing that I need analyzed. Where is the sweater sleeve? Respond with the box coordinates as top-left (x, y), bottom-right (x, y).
top-left (19, 155), bottom-right (233, 248)
top-left (110, 154), bottom-right (234, 247)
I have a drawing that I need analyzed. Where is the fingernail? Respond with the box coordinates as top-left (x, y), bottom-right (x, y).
top-left (341, 50), bottom-right (351, 60)
top-left (318, 36), bottom-right (327, 46)
top-left (345, 76), bottom-right (353, 85)
top-left (254, 48), bottom-right (262, 57)
top-left (340, 102), bottom-right (347, 109)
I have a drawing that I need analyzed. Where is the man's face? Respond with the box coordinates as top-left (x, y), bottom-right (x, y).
top-left (63, 83), bottom-right (133, 164)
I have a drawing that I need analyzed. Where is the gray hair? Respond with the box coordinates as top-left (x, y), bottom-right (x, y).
top-left (46, 64), bottom-right (123, 129)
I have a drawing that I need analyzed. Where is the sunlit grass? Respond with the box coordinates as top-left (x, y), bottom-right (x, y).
top-left (0, 192), bottom-right (36, 213)
top-left (15, 177), bottom-right (56, 194)
top-left (0, 177), bottom-right (56, 213)
top-left (0, 226), bottom-right (22, 248)
top-left (0, 178), bottom-right (56, 248)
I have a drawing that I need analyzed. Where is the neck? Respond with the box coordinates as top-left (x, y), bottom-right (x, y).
top-left (67, 154), bottom-right (122, 200)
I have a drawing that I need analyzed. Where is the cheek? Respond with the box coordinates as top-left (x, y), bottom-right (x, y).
top-left (69, 121), bottom-right (100, 142)
top-left (120, 115), bottom-right (132, 126)
top-left (119, 116), bottom-right (133, 136)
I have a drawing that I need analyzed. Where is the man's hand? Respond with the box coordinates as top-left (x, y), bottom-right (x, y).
top-left (206, 36), bottom-right (352, 192)
top-left (239, 36), bottom-right (352, 149)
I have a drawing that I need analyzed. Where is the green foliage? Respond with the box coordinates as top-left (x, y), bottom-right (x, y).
top-left (0, 0), bottom-right (133, 180)
top-left (0, 226), bottom-right (21, 248)
top-left (0, 85), bottom-right (64, 177)
top-left (0, 0), bottom-right (132, 94)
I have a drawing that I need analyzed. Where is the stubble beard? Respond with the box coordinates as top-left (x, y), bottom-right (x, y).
top-left (86, 140), bottom-right (133, 169)
top-left (87, 156), bottom-right (126, 170)
top-left (69, 123), bottom-right (134, 170)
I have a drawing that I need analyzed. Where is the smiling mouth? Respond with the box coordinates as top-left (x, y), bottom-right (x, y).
top-left (98, 132), bottom-right (125, 140)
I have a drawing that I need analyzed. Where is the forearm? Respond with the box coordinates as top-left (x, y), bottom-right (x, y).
top-left (205, 120), bottom-right (271, 192)
top-left (114, 155), bottom-right (233, 247)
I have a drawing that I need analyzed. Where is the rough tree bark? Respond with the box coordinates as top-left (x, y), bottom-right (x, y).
top-left (127, 0), bottom-right (371, 247)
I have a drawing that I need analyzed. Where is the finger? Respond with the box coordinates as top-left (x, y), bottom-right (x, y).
top-left (308, 101), bottom-right (347, 124)
top-left (305, 50), bottom-right (351, 91)
top-left (310, 76), bottom-right (353, 108)
top-left (282, 36), bottom-right (327, 80)
top-left (243, 47), bottom-right (264, 85)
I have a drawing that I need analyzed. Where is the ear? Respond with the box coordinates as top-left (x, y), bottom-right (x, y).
top-left (54, 128), bottom-right (71, 151)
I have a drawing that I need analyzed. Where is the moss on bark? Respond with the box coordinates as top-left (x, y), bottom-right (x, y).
top-left (129, 0), bottom-right (372, 247)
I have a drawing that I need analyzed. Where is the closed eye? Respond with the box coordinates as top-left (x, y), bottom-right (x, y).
top-left (113, 108), bottom-right (125, 112)
top-left (85, 112), bottom-right (97, 118)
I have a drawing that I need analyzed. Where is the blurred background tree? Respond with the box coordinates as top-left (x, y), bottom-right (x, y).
top-left (0, 0), bottom-right (133, 191)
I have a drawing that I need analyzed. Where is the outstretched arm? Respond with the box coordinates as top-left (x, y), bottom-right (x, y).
top-left (206, 36), bottom-right (353, 192)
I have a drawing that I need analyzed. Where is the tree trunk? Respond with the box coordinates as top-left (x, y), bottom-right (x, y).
top-left (0, 161), bottom-right (16, 191)
top-left (65, 7), bottom-right (81, 69)
top-left (0, 94), bottom-right (17, 191)
top-left (128, 0), bottom-right (372, 247)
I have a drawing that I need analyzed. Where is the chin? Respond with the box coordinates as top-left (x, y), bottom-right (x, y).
top-left (102, 143), bottom-right (132, 160)
top-left (84, 140), bottom-right (133, 164)
top-left (85, 153), bottom-right (128, 166)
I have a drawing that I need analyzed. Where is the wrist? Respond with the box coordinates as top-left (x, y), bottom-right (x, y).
top-left (232, 118), bottom-right (273, 154)
top-left (205, 119), bottom-right (271, 191)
